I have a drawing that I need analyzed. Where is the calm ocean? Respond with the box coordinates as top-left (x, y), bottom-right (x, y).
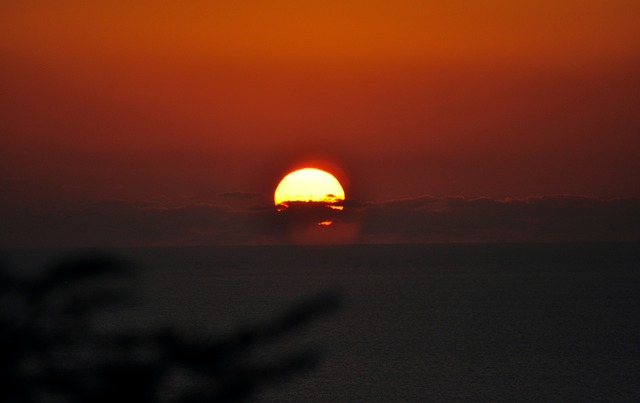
top-left (4, 243), bottom-right (640, 401)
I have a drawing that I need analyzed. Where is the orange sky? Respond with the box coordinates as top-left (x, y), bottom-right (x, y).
top-left (2, 0), bottom-right (640, 205)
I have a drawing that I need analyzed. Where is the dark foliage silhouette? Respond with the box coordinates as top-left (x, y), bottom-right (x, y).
top-left (1, 254), bottom-right (343, 402)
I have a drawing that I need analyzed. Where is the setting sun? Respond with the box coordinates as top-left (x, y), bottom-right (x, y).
top-left (274, 168), bottom-right (345, 210)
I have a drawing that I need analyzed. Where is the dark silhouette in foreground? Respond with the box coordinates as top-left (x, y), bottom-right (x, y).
top-left (1, 254), bottom-right (343, 402)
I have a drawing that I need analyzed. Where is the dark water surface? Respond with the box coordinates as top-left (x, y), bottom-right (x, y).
top-left (4, 243), bottom-right (640, 401)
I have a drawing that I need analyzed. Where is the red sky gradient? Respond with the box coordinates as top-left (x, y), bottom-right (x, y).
top-left (2, 1), bottom-right (640, 245)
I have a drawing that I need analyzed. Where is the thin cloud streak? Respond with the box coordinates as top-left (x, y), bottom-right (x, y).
top-left (361, 195), bottom-right (640, 243)
top-left (1, 195), bottom-right (639, 248)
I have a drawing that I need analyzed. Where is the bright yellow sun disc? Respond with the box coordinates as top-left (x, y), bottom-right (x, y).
top-left (274, 168), bottom-right (345, 208)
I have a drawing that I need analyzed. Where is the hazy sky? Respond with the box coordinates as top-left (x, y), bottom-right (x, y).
top-left (2, 1), bottom-right (639, 246)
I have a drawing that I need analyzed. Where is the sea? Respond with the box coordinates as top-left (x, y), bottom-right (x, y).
top-left (3, 242), bottom-right (640, 402)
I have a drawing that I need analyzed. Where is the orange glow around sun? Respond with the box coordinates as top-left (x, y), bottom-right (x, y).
top-left (274, 168), bottom-right (345, 210)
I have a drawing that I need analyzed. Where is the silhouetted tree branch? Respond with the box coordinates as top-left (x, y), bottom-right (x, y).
top-left (1, 254), bottom-right (343, 402)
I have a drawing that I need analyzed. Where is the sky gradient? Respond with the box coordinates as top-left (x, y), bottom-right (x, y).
top-left (2, 1), bottom-right (639, 246)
